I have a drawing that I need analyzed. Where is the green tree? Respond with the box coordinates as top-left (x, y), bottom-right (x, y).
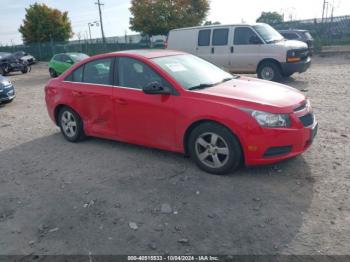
top-left (256, 11), bottom-right (284, 25)
top-left (19, 3), bottom-right (73, 43)
top-left (130, 0), bottom-right (210, 37)
top-left (203, 21), bottom-right (221, 25)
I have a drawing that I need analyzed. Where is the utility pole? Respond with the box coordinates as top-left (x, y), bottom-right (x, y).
top-left (322, 0), bottom-right (328, 23)
top-left (95, 0), bottom-right (106, 44)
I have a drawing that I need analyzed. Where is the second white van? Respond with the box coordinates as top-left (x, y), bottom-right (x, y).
top-left (166, 23), bottom-right (311, 81)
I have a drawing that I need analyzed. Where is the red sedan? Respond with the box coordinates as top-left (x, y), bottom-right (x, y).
top-left (45, 50), bottom-right (317, 175)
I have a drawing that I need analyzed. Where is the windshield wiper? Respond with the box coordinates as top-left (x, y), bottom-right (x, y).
top-left (188, 83), bottom-right (215, 90)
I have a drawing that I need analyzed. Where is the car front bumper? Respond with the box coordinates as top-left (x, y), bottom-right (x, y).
top-left (281, 57), bottom-right (311, 75)
top-left (0, 85), bottom-right (15, 102)
top-left (244, 116), bottom-right (318, 166)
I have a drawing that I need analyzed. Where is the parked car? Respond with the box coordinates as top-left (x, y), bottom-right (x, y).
top-left (279, 29), bottom-right (314, 54)
top-left (13, 51), bottom-right (36, 65)
top-left (153, 39), bottom-right (165, 48)
top-left (45, 50), bottom-right (317, 175)
top-left (0, 74), bottom-right (15, 104)
top-left (166, 23), bottom-right (311, 81)
top-left (48, 52), bottom-right (89, 77)
top-left (138, 38), bottom-right (151, 48)
top-left (0, 52), bottom-right (30, 76)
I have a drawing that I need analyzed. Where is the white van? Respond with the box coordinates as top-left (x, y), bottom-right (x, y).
top-left (166, 23), bottom-right (311, 81)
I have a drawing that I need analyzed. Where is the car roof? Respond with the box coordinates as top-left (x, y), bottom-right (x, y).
top-left (111, 49), bottom-right (187, 59)
top-left (170, 23), bottom-right (264, 32)
top-left (279, 29), bottom-right (308, 33)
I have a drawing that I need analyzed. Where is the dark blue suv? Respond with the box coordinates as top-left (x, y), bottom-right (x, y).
top-left (0, 74), bottom-right (15, 104)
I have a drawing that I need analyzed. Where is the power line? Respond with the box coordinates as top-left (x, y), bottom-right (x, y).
top-left (95, 0), bottom-right (106, 43)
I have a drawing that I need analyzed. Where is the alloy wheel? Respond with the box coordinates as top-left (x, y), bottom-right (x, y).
top-left (195, 132), bottom-right (230, 169)
top-left (261, 66), bottom-right (275, 81)
top-left (61, 111), bottom-right (77, 138)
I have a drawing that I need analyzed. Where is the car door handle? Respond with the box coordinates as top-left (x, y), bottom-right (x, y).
top-left (116, 98), bottom-right (128, 105)
top-left (230, 46), bottom-right (234, 53)
top-left (72, 91), bottom-right (84, 97)
top-left (211, 47), bottom-right (214, 54)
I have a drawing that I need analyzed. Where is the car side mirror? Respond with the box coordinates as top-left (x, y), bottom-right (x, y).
top-left (66, 59), bottom-right (74, 64)
top-left (143, 81), bottom-right (171, 95)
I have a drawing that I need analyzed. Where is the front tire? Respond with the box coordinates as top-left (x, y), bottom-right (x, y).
top-left (58, 107), bottom-right (86, 142)
top-left (188, 122), bottom-right (242, 175)
top-left (49, 68), bottom-right (58, 78)
top-left (1, 64), bottom-right (10, 76)
top-left (257, 61), bottom-right (282, 82)
top-left (21, 66), bottom-right (29, 74)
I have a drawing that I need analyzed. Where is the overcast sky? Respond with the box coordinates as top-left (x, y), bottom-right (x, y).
top-left (0, 0), bottom-right (348, 45)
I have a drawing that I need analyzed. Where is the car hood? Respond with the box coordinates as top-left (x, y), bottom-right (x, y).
top-left (21, 55), bottom-right (34, 60)
top-left (197, 76), bottom-right (305, 109)
top-left (277, 39), bottom-right (308, 49)
top-left (0, 75), bottom-right (11, 85)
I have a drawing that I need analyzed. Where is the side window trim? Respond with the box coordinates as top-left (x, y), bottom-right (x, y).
top-left (65, 57), bottom-right (115, 86)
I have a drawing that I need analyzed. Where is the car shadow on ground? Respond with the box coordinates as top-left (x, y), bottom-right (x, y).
top-left (280, 77), bottom-right (309, 91)
top-left (0, 133), bottom-right (314, 254)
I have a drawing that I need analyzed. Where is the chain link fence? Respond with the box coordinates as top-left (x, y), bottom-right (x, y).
top-left (275, 15), bottom-right (350, 49)
top-left (0, 40), bottom-right (156, 61)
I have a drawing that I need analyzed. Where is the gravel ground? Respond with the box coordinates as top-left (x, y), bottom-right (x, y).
top-left (0, 56), bottom-right (349, 255)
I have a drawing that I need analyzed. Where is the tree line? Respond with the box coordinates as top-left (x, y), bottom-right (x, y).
top-left (18, 1), bottom-right (283, 44)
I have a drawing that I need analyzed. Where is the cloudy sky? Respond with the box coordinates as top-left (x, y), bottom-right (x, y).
top-left (0, 0), bottom-right (348, 45)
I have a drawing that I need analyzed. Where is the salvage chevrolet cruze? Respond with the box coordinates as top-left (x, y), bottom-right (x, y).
top-left (45, 50), bottom-right (317, 175)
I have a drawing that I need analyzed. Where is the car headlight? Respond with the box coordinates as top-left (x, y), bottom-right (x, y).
top-left (287, 50), bottom-right (301, 62)
top-left (243, 109), bottom-right (291, 128)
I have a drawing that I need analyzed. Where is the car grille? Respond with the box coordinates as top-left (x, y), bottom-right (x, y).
top-left (299, 113), bottom-right (314, 127)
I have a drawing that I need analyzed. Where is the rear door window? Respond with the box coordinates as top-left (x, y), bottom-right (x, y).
top-left (82, 58), bottom-right (113, 85)
top-left (198, 29), bottom-right (211, 46)
top-left (212, 28), bottom-right (229, 46)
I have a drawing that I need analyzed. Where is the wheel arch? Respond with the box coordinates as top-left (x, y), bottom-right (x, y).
top-left (183, 119), bottom-right (245, 164)
top-left (54, 104), bottom-right (80, 126)
top-left (257, 58), bottom-right (282, 73)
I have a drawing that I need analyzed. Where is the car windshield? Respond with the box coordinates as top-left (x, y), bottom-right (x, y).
top-left (253, 24), bottom-right (284, 43)
top-left (69, 53), bottom-right (89, 62)
top-left (152, 54), bottom-right (235, 90)
top-left (304, 32), bottom-right (313, 40)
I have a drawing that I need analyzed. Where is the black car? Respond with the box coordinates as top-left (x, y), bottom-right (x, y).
top-left (0, 52), bottom-right (29, 76)
top-left (279, 29), bottom-right (314, 54)
top-left (13, 51), bottom-right (36, 65)
top-left (0, 74), bottom-right (15, 104)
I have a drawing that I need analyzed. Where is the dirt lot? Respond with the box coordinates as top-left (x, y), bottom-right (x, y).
top-left (0, 56), bottom-right (349, 255)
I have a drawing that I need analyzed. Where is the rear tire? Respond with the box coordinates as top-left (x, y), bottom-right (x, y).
top-left (257, 61), bottom-right (282, 82)
top-left (58, 107), bottom-right (86, 142)
top-left (188, 122), bottom-right (242, 175)
top-left (49, 68), bottom-right (58, 78)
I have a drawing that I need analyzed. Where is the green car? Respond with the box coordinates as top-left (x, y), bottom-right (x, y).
top-left (48, 52), bottom-right (89, 77)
